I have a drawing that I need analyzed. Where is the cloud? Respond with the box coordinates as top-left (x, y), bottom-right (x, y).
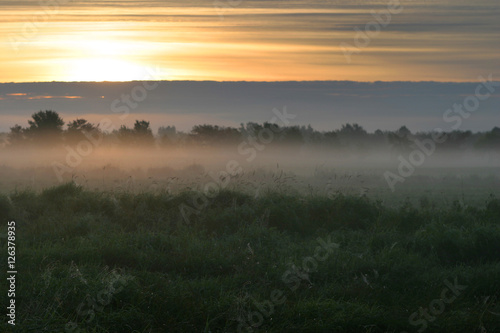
top-left (0, 0), bottom-right (498, 82)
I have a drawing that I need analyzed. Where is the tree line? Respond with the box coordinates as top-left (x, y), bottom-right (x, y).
top-left (2, 110), bottom-right (499, 151)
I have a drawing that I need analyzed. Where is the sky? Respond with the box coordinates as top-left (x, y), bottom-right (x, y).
top-left (0, 0), bottom-right (499, 82)
top-left (0, 1), bottom-right (498, 133)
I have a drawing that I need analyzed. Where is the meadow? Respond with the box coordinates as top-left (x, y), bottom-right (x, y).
top-left (1, 176), bottom-right (500, 332)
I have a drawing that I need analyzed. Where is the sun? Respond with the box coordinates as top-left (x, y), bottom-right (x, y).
top-left (47, 37), bottom-right (171, 82)
top-left (65, 57), bottom-right (148, 82)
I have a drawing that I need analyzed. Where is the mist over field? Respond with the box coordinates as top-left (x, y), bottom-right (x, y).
top-left (0, 124), bottom-right (500, 203)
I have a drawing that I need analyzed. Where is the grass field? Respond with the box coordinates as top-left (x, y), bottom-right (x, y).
top-left (1, 182), bottom-right (500, 332)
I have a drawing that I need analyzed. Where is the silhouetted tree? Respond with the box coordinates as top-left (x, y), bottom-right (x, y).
top-left (25, 110), bottom-right (64, 144)
top-left (65, 119), bottom-right (99, 144)
top-left (397, 126), bottom-right (411, 138)
top-left (440, 130), bottom-right (472, 150)
top-left (476, 127), bottom-right (500, 149)
top-left (337, 123), bottom-right (368, 149)
top-left (116, 125), bottom-right (136, 145)
top-left (281, 126), bottom-right (303, 145)
top-left (190, 124), bottom-right (240, 145)
top-left (7, 124), bottom-right (26, 146)
top-left (239, 122), bottom-right (263, 139)
top-left (158, 126), bottom-right (176, 137)
top-left (116, 120), bottom-right (154, 146)
top-left (369, 129), bottom-right (388, 147)
top-left (300, 124), bottom-right (324, 144)
top-left (134, 120), bottom-right (154, 145)
top-left (158, 126), bottom-right (178, 146)
top-left (324, 131), bottom-right (338, 144)
top-left (388, 126), bottom-right (413, 153)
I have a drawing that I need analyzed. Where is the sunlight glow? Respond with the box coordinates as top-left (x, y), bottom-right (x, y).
top-left (0, 2), bottom-right (497, 82)
top-left (65, 58), bottom-right (149, 82)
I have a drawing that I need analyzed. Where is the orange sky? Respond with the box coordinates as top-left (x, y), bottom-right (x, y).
top-left (0, 0), bottom-right (499, 82)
